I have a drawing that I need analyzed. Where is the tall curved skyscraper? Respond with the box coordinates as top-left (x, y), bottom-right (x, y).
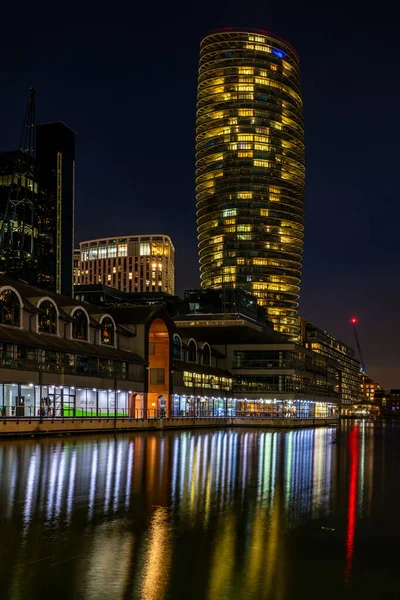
top-left (196, 28), bottom-right (304, 340)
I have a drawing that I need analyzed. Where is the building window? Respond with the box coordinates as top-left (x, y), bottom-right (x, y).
top-left (38, 300), bottom-right (57, 335)
top-left (101, 317), bottom-right (114, 346)
top-left (0, 289), bottom-right (21, 327)
top-left (172, 335), bottom-right (181, 360)
top-left (202, 344), bottom-right (211, 366)
top-left (188, 340), bottom-right (197, 362)
top-left (150, 368), bottom-right (165, 384)
top-left (72, 309), bottom-right (89, 341)
top-left (140, 242), bottom-right (151, 256)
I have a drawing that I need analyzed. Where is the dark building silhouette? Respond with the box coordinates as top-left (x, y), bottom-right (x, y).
top-left (36, 122), bottom-right (76, 296)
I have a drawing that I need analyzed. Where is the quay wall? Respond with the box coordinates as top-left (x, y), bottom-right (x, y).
top-left (0, 417), bottom-right (338, 437)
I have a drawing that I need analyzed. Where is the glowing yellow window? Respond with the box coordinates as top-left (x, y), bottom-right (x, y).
top-left (238, 67), bottom-right (254, 74)
top-left (254, 159), bottom-right (270, 168)
top-left (237, 192), bottom-right (252, 199)
top-left (238, 109), bottom-right (254, 117)
top-left (237, 258), bottom-right (245, 265)
top-left (260, 209), bottom-right (269, 216)
top-left (238, 151), bottom-right (253, 158)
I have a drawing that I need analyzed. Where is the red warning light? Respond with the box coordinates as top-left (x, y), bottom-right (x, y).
top-left (351, 317), bottom-right (357, 324)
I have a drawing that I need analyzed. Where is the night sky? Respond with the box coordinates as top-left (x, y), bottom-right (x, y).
top-left (1, 1), bottom-right (399, 387)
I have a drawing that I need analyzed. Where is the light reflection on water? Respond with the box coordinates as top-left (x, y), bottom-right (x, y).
top-left (0, 422), bottom-right (395, 599)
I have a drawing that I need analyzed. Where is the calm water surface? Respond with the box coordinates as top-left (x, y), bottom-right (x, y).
top-left (0, 421), bottom-right (399, 599)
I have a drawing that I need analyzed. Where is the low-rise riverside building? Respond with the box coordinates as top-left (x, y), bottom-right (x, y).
top-left (175, 316), bottom-right (339, 419)
top-left (0, 277), bottom-right (146, 418)
top-left (0, 276), bottom-right (339, 423)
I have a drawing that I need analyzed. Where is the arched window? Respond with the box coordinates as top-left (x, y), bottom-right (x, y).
top-left (72, 309), bottom-right (88, 340)
top-left (202, 344), bottom-right (211, 366)
top-left (187, 339), bottom-right (197, 363)
top-left (172, 334), bottom-right (181, 359)
top-left (101, 317), bottom-right (115, 346)
top-left (0, 289), bottom-right (21, 327)
top-left (38, 300), bottom-right (57, 334)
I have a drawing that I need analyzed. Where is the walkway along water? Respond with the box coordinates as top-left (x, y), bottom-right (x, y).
top-left (0, 415), bottom-right (338, 437)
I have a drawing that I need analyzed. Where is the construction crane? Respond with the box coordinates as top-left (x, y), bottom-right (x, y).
top-left (350, 317), bottom-right (366, 373)
top-left (0, 87), bottom-right (37, 281)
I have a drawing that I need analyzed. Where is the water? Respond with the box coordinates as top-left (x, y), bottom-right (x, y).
top-left (0, 421), bottom-right (399, 599)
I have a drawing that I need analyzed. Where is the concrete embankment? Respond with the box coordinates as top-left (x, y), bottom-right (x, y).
top-left (0, 416), bottom-right (338, 437)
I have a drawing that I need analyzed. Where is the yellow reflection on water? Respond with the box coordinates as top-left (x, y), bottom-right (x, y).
top-left (207, 513), bottom-right (236, 599)
top-left (141, 507), bottom-right (171, 600)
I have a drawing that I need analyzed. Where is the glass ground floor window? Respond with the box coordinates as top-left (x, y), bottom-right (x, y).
top-left (172, 395), bottom-right (229, 417)
top-left (0, 382), bottom-right (131, 417)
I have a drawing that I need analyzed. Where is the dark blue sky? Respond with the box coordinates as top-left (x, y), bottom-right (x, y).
top-left (1, 0), bottom-right (399, 386)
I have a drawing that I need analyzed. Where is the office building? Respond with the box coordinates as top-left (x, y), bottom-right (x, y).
top-left (196, 28), bottom-right (305, 340)
top-left (73, 248), bottom-right (81, 285)
top-left (36, 121), bottom-right (76, 296)
top-left (174, 319), bottom-right (338, 418)
top-left (183, 287), bottom-right (270, 329)
top-left (301, 319), bottom-right (362, 410)
top-left (76, 235), bottom-right (175, 294)
top-left (0, 120), bottom-right (76, 296)
top-left (374, 390), bottom-right (400, 416)
top-left (361, 373), bottom-right (381, 403)
top-left (0, 149), bottom-right (38, 284)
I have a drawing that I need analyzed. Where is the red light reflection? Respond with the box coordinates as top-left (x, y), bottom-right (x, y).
top-left (344, 425), bottom-right (359, 583)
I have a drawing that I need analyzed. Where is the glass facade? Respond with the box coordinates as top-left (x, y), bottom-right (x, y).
top-left (171, 395), bottom-right (337, 419)
top-left (0, 383), bottom-right (129, 417)
top-left (196, 29), bottom-right (305, 340)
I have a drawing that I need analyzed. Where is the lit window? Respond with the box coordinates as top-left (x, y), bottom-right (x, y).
top-left (254, 159), bottom-right (271, 168)
top-left (223, 208), bottom-right (237, 217)
top-left (112, 267), bottom-right (116, 273)
top-left (237, 192), bottom-right (252, 199)
top-left (129, 273), bottom-right (133, 279)
top-left (140, 242), bottom-right (151, 256)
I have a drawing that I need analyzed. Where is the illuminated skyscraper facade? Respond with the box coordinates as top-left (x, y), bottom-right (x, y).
top-left (196, 28), bottom-right (305, 339)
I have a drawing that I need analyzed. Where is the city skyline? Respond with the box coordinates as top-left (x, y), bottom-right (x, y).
top-left (0, 2), bottom-right (398, 386)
